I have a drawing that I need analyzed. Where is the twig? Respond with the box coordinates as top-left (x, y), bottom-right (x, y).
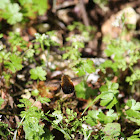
top-left (0, 111), bottom-right (18, 116)
top-left (55, 1), bottom-right (78, 11)
top-left (79, 0), bottom-right (89, 26)
top-left (79, 0), bottom-right (95, 51)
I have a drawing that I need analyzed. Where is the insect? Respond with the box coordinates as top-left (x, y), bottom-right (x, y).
top-left (61, 75), bottom-right (74, 94)
top-left (38, 75), bottom-right (75, 97)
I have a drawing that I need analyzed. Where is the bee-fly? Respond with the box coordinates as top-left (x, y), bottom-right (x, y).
top-left (61, 75), bottom-right (74, 94)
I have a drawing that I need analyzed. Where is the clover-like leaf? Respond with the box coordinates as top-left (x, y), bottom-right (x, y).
top-left (126, 109), bottom-right (140, 119)
top-left (2, 3), bottom-right (23, 25)
top-left (125, 99), bottom-right (140, 125)
top-left (100, 93), bottom-right (113, 106)
top-left (127, 99), bottom-right (140, 111)
top-left (86, 109), bottom-right (102, 126)
top-left (98, 109), bottom-right (118, 124)
top-left (83, 59), bottom-right (95, 74)
top-left (4, 54), bottom-right (23, 73)
top-left (30, 66), bottom-right (47, 81)
top-left (99, 81), bottom-right (119, 109)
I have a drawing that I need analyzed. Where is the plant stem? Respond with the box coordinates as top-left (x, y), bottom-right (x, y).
top-left (46, 46), bottom-right (50, 70)
top-left (115, 101), bottom-right (121, 118)
top-left (129, 65), bottom-right (134, 73)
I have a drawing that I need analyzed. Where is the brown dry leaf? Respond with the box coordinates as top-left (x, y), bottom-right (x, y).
top-left (0, 90), bottom-right (8, 110)
top-left (37, 81), bottom-right (60, 98)
top-left (29, 98), bottom-right (42, 109)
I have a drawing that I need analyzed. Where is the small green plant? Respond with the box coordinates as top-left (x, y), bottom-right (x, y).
top-left (67, 22), bottom-right (95, 42)
top-left (101, 13), bottom-right (140, 89)
top-left (0, 121), bottom-right (13, 139)
top-left (17, 97), bottom-right (50, 140)
top-left (0, 0), bottom-right (48, 25)
top-left (19, 0), bottom-right (48, 18)
top-left (126, 69), bottom-right (140, 85)
top-left (8, 32), bottom-right (27, 51)
top-left (82, 80), bottom-right (120, 115)
top-left (4, 54), bottom-right (23, 73)
top-left (103, 39), bottom-right (140, 71)
top-left (0, 32), bottom-right (30, 87)
top-left (49, 108), bottom-right (90, 140)
top-left (34, 31), bottom-right (59, 69)
top-left (86, 109), bottom-right (118, 126)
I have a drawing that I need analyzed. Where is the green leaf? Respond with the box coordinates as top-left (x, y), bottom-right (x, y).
top-left (127, 117), bottom-right (140, 126)
top-left (107, 109), bottom-right (118, 118)
top-left (37, 96), bottom-right (50, 104)
top-left (4, 54), bottom-right (23, 73)
top-left (30, 66), bottom-right (47, 81)
top-left (106, 97), bottom-right (118, 109)
top-left (100, 60), bottom-right (118, 73)
top-left (0, 97), bottom-right (4, 107)
top-left (19, 98), bottom-right (32, 109)
top-left (111, 82), bottom-right (119, 90)
top-left (18, 99), bottom-right (46, 139)
top-left (86, 110), bottom-right (102, 126)
top-left (17, 104), bottom-right (25, 108)
top-left (103, 123), bottom-right (121, 137)
top-left (100, 93), bottom-right (114, 106)
top-left (0, 121), bottom-right (10, 139)
top-left (0, 34), bottom-right (3, 39)
top-left (31, 89), bottom-right (39, 96)
top-left (75, 81), bottom-right (97, 99)
top-left (126, 109), bottom-right (140, 119)
top-left (99, 85), bottom-right (108, 92)
top-left (33, 0), bottom-right (48, 15)
top-left (99, 81), bottom-right (119, 93)
top-left (98, 109), bottom-right (118, 124)
top-left (126, 100), bottom-right (140, 125)
top-left (133, 128), bottom-right (140, 134)
top-left (126, 70), bottom-right (140, 85)
top-left (75, 81), bottom-right (86, 99)
top-left (83, 59), bottom-right (95, 74)
top-left (23, 114), bottom-right (45, 139)
top-left (74, 67), bottom-right (85, 76)
top-left (26, 49), bottom-right (35, 58)
top-left (127, 135), bottom-right (140, 140)
top-left (127, 99), bottom-right (140, 111)
top-left (2, 3), bottom-right (23, 25)
top-left (73, 59), bottom-right (95, 76)
top-left (0, 51), bottom-right (11, 63)
top-left (0, 0), bottom-right (10, 9)
top-left (99, 81), bottom-right (119, 108)
top-left (19, 0), bottom-right (32, 5)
